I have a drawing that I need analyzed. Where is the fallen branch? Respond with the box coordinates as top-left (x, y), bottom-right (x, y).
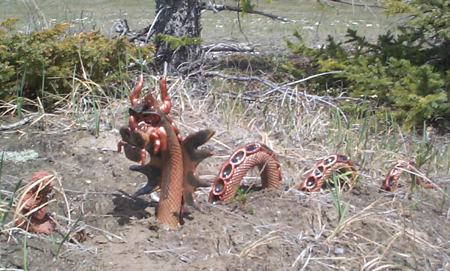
top-left (324, 0), bottom-right (387, 9)
top-left (113, 19), bottom-right (153, 42)
top-left (200, 3), bottom-right (291, 22)
top-left (202, 71), bottom-right (356, 122)
top-left (0, 115), bottom-right (35, 131)
top-left (203, 43), bottom-right (255, 53)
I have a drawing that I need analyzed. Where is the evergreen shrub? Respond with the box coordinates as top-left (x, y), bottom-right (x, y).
top-left (0, 18), bottom-right (154, 107)
top-left (284, 0), bottom-right (450, 128)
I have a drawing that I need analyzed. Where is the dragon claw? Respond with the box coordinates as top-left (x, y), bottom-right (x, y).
top-left (134, 183), bottom-right (159, 197)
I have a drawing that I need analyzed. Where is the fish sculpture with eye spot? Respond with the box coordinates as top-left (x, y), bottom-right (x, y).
top-left (118, 75), bottom-right (282, 227)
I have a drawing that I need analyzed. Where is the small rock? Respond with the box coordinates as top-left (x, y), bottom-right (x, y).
top-left (144, 207), bottom-right (154, 213)
top-left (334, 247), bottom-right (344, 254)
top-left (93, 235), bottom-right (109, 244)
top-left (178, 255), bottom-right (192, 263)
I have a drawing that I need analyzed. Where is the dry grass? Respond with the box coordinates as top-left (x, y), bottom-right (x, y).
top-left (169, 74), bottom-right (450, 269)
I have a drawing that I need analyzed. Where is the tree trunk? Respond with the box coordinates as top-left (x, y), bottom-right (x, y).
top-left (154, 0), bottom-right (202, 74)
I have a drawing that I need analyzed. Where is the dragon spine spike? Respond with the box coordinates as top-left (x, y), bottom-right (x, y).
top-left (144, 88), bottom-right (158, 108)
top-left (129, 74), bottom-right (144, 106)
top-left (159, 75), bottom-right (172, 114)
top-left (181, 129), bottom-right (215, 210)
top-left (298, 154), bottom-right (357, 192)
top-left (209, 143), bottom-right (282, 203)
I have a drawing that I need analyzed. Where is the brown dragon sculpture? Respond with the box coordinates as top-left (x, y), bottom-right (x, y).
top-left (295, 155), bottom-right (435, 193)
top-left (118, 75), bottom-right (435, 227)
top-left (15, 170), bottom-right (55, 234)
top-left (117, 75), bottom-right (282, 227)
top-left (298, 154), bottom-right (358, 192)
top-left (380, 160), bottom-right (435, 192)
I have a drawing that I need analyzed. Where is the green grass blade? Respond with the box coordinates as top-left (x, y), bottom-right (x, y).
top-left (0, 150), bottom-right (4, 182)
top-left (1, 179), bottom-right (22, 230)
top-left (56, 215), bottom-right (84, 259)
top-left (23, 219), bottom-right (31, 271)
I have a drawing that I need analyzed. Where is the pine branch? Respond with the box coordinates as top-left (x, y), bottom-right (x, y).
top-left (200, 3), bottom-right (291, 22)
top-left (322, 0), bottom-right (387, 9)
top-left (203, 43), bottom-right (255, 53)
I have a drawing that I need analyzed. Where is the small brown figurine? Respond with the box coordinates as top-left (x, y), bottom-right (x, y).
top-left (15, 170), bottom-right (55, 234)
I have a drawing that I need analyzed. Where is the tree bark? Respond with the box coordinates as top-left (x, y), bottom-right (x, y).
top-left (154, 0), bottom-right (202, 74)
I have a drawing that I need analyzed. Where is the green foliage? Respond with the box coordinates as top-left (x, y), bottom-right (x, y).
top-left (413, 123), bottom-right (438, 168)
top-left (156, 34), bottom-right (203, 50)
top-left (239, 0), bottom-right (254, 15)
top-left (1, 179), bottom-right (22, 232)
top-left (232, 187), bottom-right (252, 203)
top-left (55, 215), bottom-right (83, 258)
top-left (379, 0), bottom-right (418, 13)
top-left (248, 206), bottom-right (254, 215)
top-left (284, 0), bottom-right (450, 129)
top-left (0, 18), bottom-right (20, 31)
top-left (0, 18), bottom-right (154, 108)
top-left (231, 187), bottom-right (255, 215)
top-left (327, 171), bottom-right (351, 226)
top-left (282, 32), bottom-right (320, 79)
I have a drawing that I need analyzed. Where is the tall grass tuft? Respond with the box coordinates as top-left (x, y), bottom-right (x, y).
top-left (1, 175), bottom-right (22, 231)
top-left (327, 171), bottom-right (352, 226)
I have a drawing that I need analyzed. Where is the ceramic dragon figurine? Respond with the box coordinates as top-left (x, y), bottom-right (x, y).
top-left (297, 155), bottom-right (436, 193)
top-left (15, 170), bottom-right (55, 234)
top-left (380, 160), bottom-right (435, 192)
top-left (117, 75), bottom-right (435, 227)
top-left (118, 75), bottom-right (282, 227)
top-left (209, 142), bottom-right (282, 203)
top-left (298, 154), bottom-right (358, 192)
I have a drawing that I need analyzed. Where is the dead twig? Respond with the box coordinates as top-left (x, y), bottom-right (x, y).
top-left (203, 71), bottom-right (351, 122)
top-left (203, 43), bottom-right (255, 53)
top-left (0, 115), bottom-right (36, 131)
top-left (201, 3), bottom-right (291, 22)
top-left (322, 0), bottom-right (386, 9)
top-left (239, 230), bottom-right (280, 258)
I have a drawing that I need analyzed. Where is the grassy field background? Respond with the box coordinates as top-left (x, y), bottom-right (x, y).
top-left (0, 0), bottom-right (399, 50)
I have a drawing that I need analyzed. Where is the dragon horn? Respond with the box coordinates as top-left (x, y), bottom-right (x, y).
top-left (130, 74), bottom-right (144, 106)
